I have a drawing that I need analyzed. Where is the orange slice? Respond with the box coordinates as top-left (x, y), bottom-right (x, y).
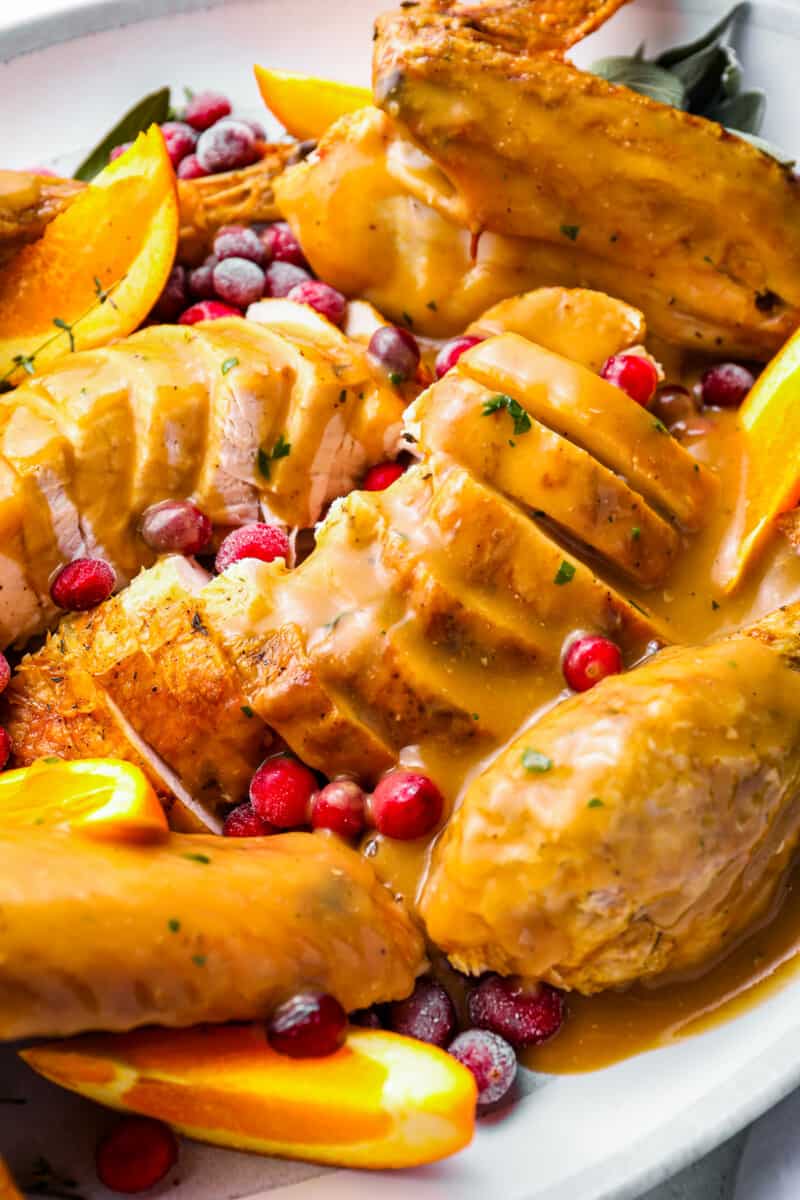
top-left (22, 1024), bottom-right (476, 1170)
top-left (0, 1158), bottom-right (24, 1200)
top-left (254, 67), bottom-right (371, 141)
top-left (0, 126), bottom-right (178, 385)
top-left (0, 757), bottom-right (168, 843)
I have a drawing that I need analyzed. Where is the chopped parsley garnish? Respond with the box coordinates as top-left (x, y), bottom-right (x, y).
top-left (389, 370), bottom-right (403, 386)
top-left (481, 393), bottom-right (532, 436)
top-left (554, 560), bottom-right (576, 586)
top-left (402, 310), bottom-right (414, 328)
top-left (191, 611), bottom-right (208, 635)
top-left (182, 852), bottom-right (211, 865)
top-left (652, 418), bottom-right (669, 434)
top-left (426, 299), bottom-right (438, 311)
top-left (257, 433), bottom-right (292, 479)
top-left (221, 356), bottom-right (239, 375)
top-left (587, 797), bottom-right (605, 809)
top-left (560, 224), bottom-right (580, 241)
top-left (631, 526), bottom-right (641, 541)
top-left (241, 704), bottom-right (255, 719)
top-left (522, 748), bottom-right (553, 773)
top-left (168, 918), bottom-right (181, 933)
top-left (192, 954), bottom-right (207, 967)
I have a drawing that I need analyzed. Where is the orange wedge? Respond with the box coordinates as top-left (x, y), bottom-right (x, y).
top-left (0, 1159), bottom-right (23, 1200)
top-left (254, 66), bottom-right (371, 141)
top-left (0, 126), bottom-right (178, 385)
top-left (0, 757), bottom-right (168, 843)
top-left (22, 1024), bottom-right (476, 1170)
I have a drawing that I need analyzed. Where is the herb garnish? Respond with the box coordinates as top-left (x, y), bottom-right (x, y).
top-left (587, 797), bottom-right (605, 808)
top-left (241, 704), bottom-right (255, 718)
top-left (554, 560), bottom-right (576, 586)
top-left (257, 433), bottom-right (292, 479)
top-left (73, 86), bottom-right (171, 180)
top-left (560, 224), bottom-right (580, 241)
top-left (522, 748), bottom-right (553, 773)
top-left (181, 852), bottom-right (211, 865)
top-left (481, 393), bottom-right (532, 435)
top-left (167, 918), bottom-right (181, 932)
top-left (221, 356), bottom-right (239, 375)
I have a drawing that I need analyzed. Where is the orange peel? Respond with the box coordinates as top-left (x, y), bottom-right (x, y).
top-left (254, 66), bottom-right (371, 141)
top-left (21, 1023), bottom-right (477, 1170)
top-left (0, 1158), bottom-right (23, 1200)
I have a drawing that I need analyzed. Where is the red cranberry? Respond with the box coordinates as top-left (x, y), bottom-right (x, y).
top-left (468, 975), bottom-right (565, 1048)
top-left (311, 779), bottom-right (367, 839)
top-left (287, 280), bottom-right (346, 326)
top-left (262, 221), bottom-right (308, 267)
top-left (700, 362), bottom-right (755, 409)
top-left (435, 335), bottom-right (484, 379)
top-left (448, 1029), bottom-right (517, 1106)
top-left (389, 978), bottom-right (456, 1047)
top-left (563, 633), bottom-right (623, 692)
top-left (139, 499), bottom-right (211, 555)
top-left (241, 118), bottom-right (267, 141)
top-left (351, 1007), bottom-right (384, 1029)
top-left (184, 91), bottom-right (232, 132)
top-left (96, 1116), bottom-right (178, 1194)
top-left (213, 257), bottom-right (265, 307)
top-left (109, 141), bottom-right (133, 162)
top-left (187, 255), bottom-right (218, 299)
top-left (179, 299), bottom-right (242, 324)
top-left (222, 801), bottom-right (275, 837)
top-left (151, 264), bottom-right (188, 322)
top-left (176, 153), bottom-right (208, 180)
top-left (196, 118), bottom-right (260, 173)
top-left (0, 728), bottom-right (11, 771)
top-left (601, 353), bottom-right (659, 407)
top-left (650, 384), bottom-right (698, 430)
top-left (215, 523), bottom-right (290, 572)
top-left (267, 990), bottom-right (347, 1058)
top-left (160, 121), bottom-right (198, 169)
top-left (0, 653), bottom-right (10, 695)
top-left (370, 769), bottom-right (444, 840)
top-left (362, 461), bottom-right (406, 491)
top-left (213, 224), bottom-right (267, 266)
top-left (51, 558), bottom-right (115, 611)
top-left (250, 755), bottom-right (318, 828)
top-left (367, 325), bottom-right (420, 382)
top-left (265, 261), bottom-right (312, 298)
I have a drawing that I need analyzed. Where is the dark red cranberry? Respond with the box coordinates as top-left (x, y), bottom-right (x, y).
top-left (249, 755), bottom-right (318, 828)
top-left (649, 384), bottom-right (698, 430)
top-left (222, 801), bottom-right (275, 837)
top-left (700, 362), bottom-right (755, 408)
top-left (109, 141), bottom-right (133, 162)
top-left (265, 261), bottom-right (312, 298)
top-left (601, 353), bottom-right (659, 407)
top-left (287, 280), bottom-right (346, 326)
top-left (370, 769), bottom-right (444, 840)
top-left (139, 499), bottom-right (212, 555)
top-left (196, 119), bottom-right (260, 173)
top-left (362, 461), bottom-right (406, 491)
top-left (311, 779), bottom-right (367, 839)
top-left (179, 299), bottom-right (242, 324)
top-left (96, 1116), bottom-right (178, 1194)
top-left (187, 255), bottom-right (219, 299)
top-left (267, 990), bottom-right (347, 1058)
top-left (435, 335), bottom-right (484, 379)
top-left (389, 978), bottom-right (456, 1047)
top-left (213, 257), bottom-right (265, 307)
top-left (563, 633), bottom-right (622, 692)
top-left (213, 224), bottom-right (267, 266)
top-left (0, 653), bottom-right (10, 695)
top-left (184, 91), bottom-right (232, 132)
top-left (468, 975), bottom-right (565, 1048)
top-left (241, 118), bottom-right (267, 141)
top-left (351, 1006), bottom-right (384, 1029)
top-left (176, 153), bottom-right (208, 180)
top-left (215, 523), bottom-right (290, 572)
top-left (160, 121), bottom-right (197, 168)
top-left (448, 1029), bottom-right (517, 1106)
top-left (0, 728), bottom-right (11, 771)
top-left (262, 221), bottom-right (308, 267)
top-left (152, 264), bottom-right (188, 322)
top-left (51, 558), bottom-right (115, 611)
top-left (367, 325), bottom-right (421, 382)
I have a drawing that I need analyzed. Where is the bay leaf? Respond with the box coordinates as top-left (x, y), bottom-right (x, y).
top-left (73, 87), bottom-right (171, 181)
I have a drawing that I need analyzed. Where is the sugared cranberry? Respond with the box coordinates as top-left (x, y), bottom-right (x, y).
top-left (0, 727), bottom-right (11, 771)
top-left (562, 633), bottom-right (622, 692)
top-left (700, 362), bottom-right (755, 409)
top-left (51, 558), bottom-right (115, 611)
top-left (262, 221), bottom-right (308, 267)
top-left (187, 255), bottom-right (218, 299)
top-left (222, 801), bottom-right (275, 837)
top-left (213, 257), bottom-right (265, 307)
top-left (176, 153), bottom-right (208, 180)
top-left (362, 461), bottom-right (406, 491)
top-left (287, 280), bottom-right (346, 326)
top-left (242, 118), bottom-right (267, 141)
top-left (152, 264), bottom-right (188, 322)
top-left (184, 91), bottom-right (232, 132)
top-left (265, 261), bottom-right (312, 298)
top-left (267, 990), bottom-right (347, 1058)
top-left (0, 653), bottom-right (10, 695)
top-left (95, 1116), bottom-right (178, 1194)
top-left (448, 1029), bottom-right (517, 1106)
top-left (213, 224), bottom-right (267, 266)
top-left (311, 779), bottom-right (367, 839)
top-left (468, 975), bottom-right (565, 1048)
top-left (109, 141), bottom-right (133, 162)
top-left (370, 769), bottom-right (444, 840)
top-left (389, 978), bottom-right (456, 1047)
top-left (179, 299), bottom-right (242, 324)
top-left (367, 325), bottom-right (421, 382)
top-left (601, 353), bottom-right (659, 407)
top-left (250, 755), bottom-right (318, 828)
top-left (435, 335), bottom-right (484, 379)
top-left (649, 384), bottom-right (698, 430)
top-left (215, 523), bottom-right (290, 572)
top-left (160, 120), bottom-right (198, 168)
top-left (139, 499), bottom-right (211, 556)
top-left (196, 118), bottom-right (260, 173)
top-left (351, 1006), bottom-right (384, 1029)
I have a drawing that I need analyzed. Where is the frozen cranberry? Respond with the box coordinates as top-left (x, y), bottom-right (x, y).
top-left (187, 255), bottom-right (218, 299)
top-left (213, 257), bottom-right (265, 307)
top-left (468, 975), bottom-right (565, 1048)
top-left (179, 299), bottom-right (242, 324)
top-left (563, 633), bottom-right (622, 692)
top-left (213, 224), bottom-right (267, 265)
top-left (241, 117), bottom-right (267, 141)
top-left (196, 118), bottom-right (260, 173)
top-left (389, 978), bottom-right (456, 1047)
top-left (265, 261), bottom-right (312, 298)
top-left (176, 153), bottom-right (208, 180)
top-left (448, 1029), bottom-right (517, 1106)
top-left (435, 335), bottom-right (484, 379)
top-left (215, 523), bottom-right (290, 572)
top-left (51, 558), bottom-right (115, 611)
top-left (0, 653), bottom-right (10, 696)
top-left (267, 990), bottom-right (347, 1058)
top-left (351, 1006), bottom-right (384, 1029)
top-left (151, 264), bottom-right (188, 322)
top-left (139, 499), bottom-right (211, 555)
top-left (370, 769), bottom-right (444, 840)
top-left (184, 90), bottom-right (232, 132)
top-left (700, 362), bottom-right (755, 408)
top-left (650, 384), bottom-right (698, 430)
top-left (362, 461), bottom-right (406, 491)
top-left (96, 1116), bottom-right (178, 1194)
top-left (367, 325), bottom-right (420, 382)
top-left (250, 755), bottom-right (318, 828)
top-left (109, 141), bottom-right (133, 162)
top-left (222, 801), bottom-right (275, 837)
top-left (287, 280), bottom-right (346, 326)
top-left (262, 221), bottom-right (308, 267)
top-left (0, 728), bottom-right (11, 771)
top-left (601, 353), bottom-right (659, 407)
top-left (311, 779), bottom-right (367, 839)
top-left (160, 120), bottom-right (198, 168)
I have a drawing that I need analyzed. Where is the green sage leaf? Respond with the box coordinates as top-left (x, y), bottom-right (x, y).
top-left (730, 129), bottom-right (796, 169)
top-left (655, 4), bottom-right (744, 70)
top-left (73, 87), bottom-right (171, 181)
top-left (590, 57), bottom-right (686, 108)
top-left (708, 90), bottom-right (766, 136)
